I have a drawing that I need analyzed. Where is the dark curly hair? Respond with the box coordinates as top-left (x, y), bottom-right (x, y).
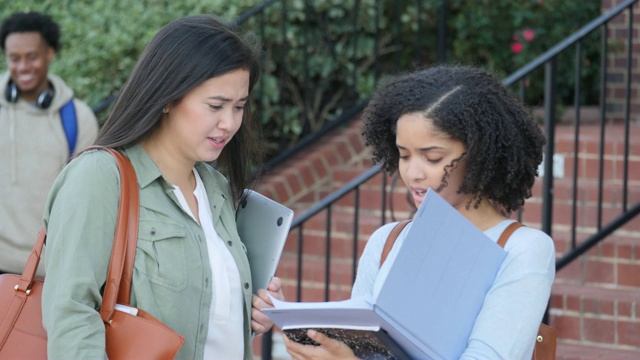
top-left (0, 11), bottom-right (60, 51)
top-left (362, 65), bottom-right (546, 215)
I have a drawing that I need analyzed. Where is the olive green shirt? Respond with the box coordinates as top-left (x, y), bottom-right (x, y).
top-left (42, 144), bottom-right (254, 360)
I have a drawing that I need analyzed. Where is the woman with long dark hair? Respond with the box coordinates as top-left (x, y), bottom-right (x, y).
top-left (42, 15), bottom-right (281, 359)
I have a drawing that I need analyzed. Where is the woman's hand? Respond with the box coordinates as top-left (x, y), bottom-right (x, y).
top-left (251, 277), bottom-right (284, 335)
top-left (284, 330), bottom-right (359, 360)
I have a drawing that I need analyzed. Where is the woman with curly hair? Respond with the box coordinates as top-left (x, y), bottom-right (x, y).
top-left (284, 65), bottom-right (555, 359)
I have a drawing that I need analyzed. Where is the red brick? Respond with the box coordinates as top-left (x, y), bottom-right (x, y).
top-left (583, 298), bottom-right (600, 314)
top-left (618, 301), bottom-right (633, 318)
top-left (584, 259), bottom-right (615, 284)
top-left (599, 241), bottom-right (617, 258)
top-left (285, 170), bottom-right (304, 195)
top-left (318, 145), bottom-right (340, 168)
top-left (601, 299), bottom-right (615, 316)
top-left (334, 139), bottom-right (355, 163)
top-left (550, 293), bottom-right (564, 309)
top-left (309, 155), bottom-right (329, 180)
top-left (583, 318), bottom-right (615, 343)
top-left (618, 263), bottom-right (640, 288)
top-left (617, 320), bottom-right (640, 347)
top-left (553, 315), bottom-right (581, 340)
top-left (566, 295), bottom-right (581, 313)
top-left (556, 258), bottom-right (583, 284)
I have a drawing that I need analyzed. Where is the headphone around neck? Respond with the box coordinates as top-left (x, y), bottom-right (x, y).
top-left (5, 81), bottom-right (55, 109)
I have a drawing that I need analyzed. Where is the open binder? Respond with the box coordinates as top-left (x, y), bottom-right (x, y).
top-left (263, 189), bottom-right (507, 359)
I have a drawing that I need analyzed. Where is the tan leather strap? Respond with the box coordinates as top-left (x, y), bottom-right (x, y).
top-left (10, 147), bottom-right (139, 327)
top-left (380, 220), bottom-right (411, 267)
top-left (497, 221), bottom-right (524, 248)
top-left (0, 281), bottom-right (28, 349)
top-left (13, 230), bottom-right (46, 294)
top-left (94, 147), bottom-right (140, 324)
top-left (533, 323), bottom-right (557, 360)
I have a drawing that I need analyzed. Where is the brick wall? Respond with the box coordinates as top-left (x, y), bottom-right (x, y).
top-left (602, 0), bottom-right (640, 124)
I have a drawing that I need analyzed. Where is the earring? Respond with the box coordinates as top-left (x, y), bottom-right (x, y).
top-left (162, 107), bottom-right (168, 113)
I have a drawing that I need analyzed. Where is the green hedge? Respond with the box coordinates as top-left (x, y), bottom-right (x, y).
top-left (0, 0), bottom-right (246, 119)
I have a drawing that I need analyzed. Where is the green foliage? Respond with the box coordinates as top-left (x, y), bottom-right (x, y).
top-left (0, 0), bottom-right (244, 123)
top-left (0, 0), bottom-right (601, 157)
top-left (447, 0), bottom-right (601, 105)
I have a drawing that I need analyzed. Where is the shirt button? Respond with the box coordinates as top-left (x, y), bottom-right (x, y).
top-left (244, 282), bottom-right (249, 289)
top-left (205, 278), bottom-right (209, 287)
top-left (150, 227), bottom-right (157, 236)
top-left (227, 241), bottom-right (232, 246)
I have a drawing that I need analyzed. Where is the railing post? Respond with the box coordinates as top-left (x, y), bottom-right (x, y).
top-left (261, 329), bottom-right (273, 360)
top-left (542, 58), bottom-right (557, 237)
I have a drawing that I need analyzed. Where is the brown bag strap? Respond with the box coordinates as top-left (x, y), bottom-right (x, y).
top-left (533, 323), bottom-right (557, 360)
top-left (93, 147), bottom-right (140, 324)
top-left (380, 220), bottom-right (411, 267)
top-left (13, 148), bottom-right (139, 313)
top-left (13, 230), bottom-right (47, 294)
top-left (497, 221), bottom-right (524, 248)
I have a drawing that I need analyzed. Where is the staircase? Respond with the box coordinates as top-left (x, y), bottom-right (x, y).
top-left (255, 117), bottom-right (640, 358)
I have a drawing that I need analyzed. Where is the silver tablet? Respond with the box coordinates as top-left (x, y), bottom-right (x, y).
top-left (236, 189), bottom-right (294, 293)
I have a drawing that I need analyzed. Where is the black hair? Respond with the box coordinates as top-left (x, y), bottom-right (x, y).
top-left (96, 15), bottom-right (263, 203)
top-left (0, 11), bottom-right (60, 51)
top-left (362, 65), bottom-right (546, 215)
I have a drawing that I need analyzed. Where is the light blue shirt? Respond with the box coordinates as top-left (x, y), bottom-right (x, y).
top-left (352, 220), bottom-right (555, 359)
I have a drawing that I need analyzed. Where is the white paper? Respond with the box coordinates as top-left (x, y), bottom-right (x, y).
top-left (264, 295), bottom-right (379, 330)
top-left (115, 303), bottom-right (139, 316)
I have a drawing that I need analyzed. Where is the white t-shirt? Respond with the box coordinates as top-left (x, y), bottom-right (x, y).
top-left (173, 169), bottom-right (244, 359)
top-left (351, 219), bottom-right (555, 360)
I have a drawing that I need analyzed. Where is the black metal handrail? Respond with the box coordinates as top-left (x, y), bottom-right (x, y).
top-left (500, 0), bottom-right (638, 270)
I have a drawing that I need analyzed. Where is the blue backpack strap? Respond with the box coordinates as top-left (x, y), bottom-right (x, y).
top-left (59, 100), bottom-right (78, 157)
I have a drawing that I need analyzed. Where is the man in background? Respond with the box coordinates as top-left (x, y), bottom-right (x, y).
top-left (0, 11), bottom-right (98, 275)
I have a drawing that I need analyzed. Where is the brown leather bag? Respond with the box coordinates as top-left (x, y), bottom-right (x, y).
top-left (0, 147), bottom-right (185, 359)
top-left (381, 220), bottom-right (557, 360)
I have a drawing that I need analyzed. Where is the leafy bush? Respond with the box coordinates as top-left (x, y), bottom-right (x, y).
top-left (0, 0), bottom-right (245, 123)
top-left (446, 0), bottom-right (601, 105)
top-left (0, 0), bottom-right (600, 158)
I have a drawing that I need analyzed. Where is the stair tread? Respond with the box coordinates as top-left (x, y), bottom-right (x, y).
top-left (557, 341), bottom-right (640, 359)
top-left (552, 282), bottom-right (640, 302)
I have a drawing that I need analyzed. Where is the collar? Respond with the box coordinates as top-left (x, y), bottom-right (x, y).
top-left (121, 144), bottom-right (228, 203)
top-left (121, 144), bottom-right (164, 189)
